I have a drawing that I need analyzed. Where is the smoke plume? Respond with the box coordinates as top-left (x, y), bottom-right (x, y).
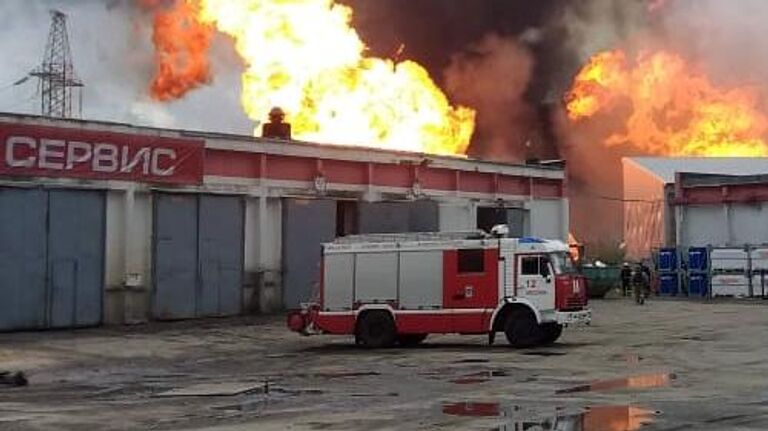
top-left (443, 34), bottom-right (535, 162)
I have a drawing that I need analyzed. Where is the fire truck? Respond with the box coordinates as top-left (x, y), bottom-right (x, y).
top-left (287, 226), bottom-right (591, 348)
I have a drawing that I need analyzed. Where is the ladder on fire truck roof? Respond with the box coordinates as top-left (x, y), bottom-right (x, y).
top-left (334, 230), bottom-right (489, 244)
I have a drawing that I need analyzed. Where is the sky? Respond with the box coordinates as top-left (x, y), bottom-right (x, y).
top-left (0, 0), bottom-right (580, 137)
top-left (0, 0), bottom-right (252, 134)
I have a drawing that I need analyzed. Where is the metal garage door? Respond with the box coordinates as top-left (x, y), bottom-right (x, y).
top-left (154, 194), bottom-right (198, 319)
top-left (282, 199), bottom-right (336, 309)
top-left (0, 189), bottom-right (47, 330)
top-left (199, 195), bottom-right (243, 316)
top-left (153, 194), bottom-right (244, 320)
top-left (48, 190), bottom-right (106, 328)
top-left (0, 188), bottom-right (105, 331)
top-left (358, 201), bottom-right (439, 234)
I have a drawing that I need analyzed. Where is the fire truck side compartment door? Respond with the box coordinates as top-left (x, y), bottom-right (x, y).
top-left (399, 251), bottom-right (443, 309)
top-left (354, 252), bottom-right (398, 303)
top-left (323, 253), bottom-right (354, 311)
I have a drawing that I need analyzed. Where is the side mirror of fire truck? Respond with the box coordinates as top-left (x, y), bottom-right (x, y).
top-left (490, 224), bottom-right (510, 238)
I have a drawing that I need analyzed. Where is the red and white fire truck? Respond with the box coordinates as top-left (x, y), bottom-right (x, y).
top-left (287, 226), bottom-right (591, 348)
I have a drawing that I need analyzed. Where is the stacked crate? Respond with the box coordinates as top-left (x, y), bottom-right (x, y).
top-left (686, 247), bottom-right (710, 298)
top-left (710, 248), bottom-right (750, 298)
top-left (749, 247), bottom-right (768, 298)
top-left (657, 248), bottom-right (681, 296)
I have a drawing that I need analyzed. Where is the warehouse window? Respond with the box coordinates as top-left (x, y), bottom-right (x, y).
top-left (336, 201), bottom-right (358, 237)
top-left (458, 249), bottom-right (485, 273)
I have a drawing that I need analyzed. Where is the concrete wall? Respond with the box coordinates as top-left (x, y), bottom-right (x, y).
top-left (256, 197), bottom-right (282, 313)
top-left (103, 189), bottom-right (153, 325)
top-left (730, 203), bottom-right (768, 245)
top-left (438, 202), bottom-right (475, 232)
top-left (530, 199), bottom-right (568, 241)
top-left (679, 202), bottom-right (768, 248)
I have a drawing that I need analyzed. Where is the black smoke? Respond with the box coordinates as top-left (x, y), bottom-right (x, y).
top-left (341, 0), bottom-right (648, 161)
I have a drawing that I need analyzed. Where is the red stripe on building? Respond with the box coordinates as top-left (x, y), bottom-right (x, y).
top-left (460, 171), bottom-right (494, 193)
top-left (203, 145), bottom-right (563, 196)
top-left (533, 178), bottom-right (564, 198)
top-left (205, 149), bottom-right (261, 178)
top-left (675, 183), bottom-right (768, 205)
top-left (421, 167), bottom-right (455, 191)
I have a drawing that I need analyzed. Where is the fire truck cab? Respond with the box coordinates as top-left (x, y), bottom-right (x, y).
top-left (287, 226), bottom-right (591, 348)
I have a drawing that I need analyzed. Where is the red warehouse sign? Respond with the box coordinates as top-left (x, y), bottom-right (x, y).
top-left (0, 122), bottom-right (204, 184)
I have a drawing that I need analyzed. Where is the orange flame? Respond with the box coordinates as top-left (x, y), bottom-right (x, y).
top-left (566, 49), bottom-right (768, 157)
top-left (149, 0), bottom-right (214, 101)
top-left (147, 0), bottom-right (475, 156)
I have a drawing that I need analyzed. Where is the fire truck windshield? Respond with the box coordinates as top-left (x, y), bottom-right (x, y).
top-left (550, 252), bottom-right (576, 274)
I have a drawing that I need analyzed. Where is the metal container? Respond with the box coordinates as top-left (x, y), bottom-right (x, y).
top-left (711, 274), bottom-right (750, 297)
top-left (749, 247), bottom-right (768, 271)
top-left (687, 247), bottom-right (709, 272)
top-left (659, 273), bottom-right (680, 296)
top-left (751, 272), bottom-right (768, 298)
top-left (688, 273), bottom-right (709, 298)
top-left (658, 248), bottom-right (679, 272)
top-left (581, 265), bottom-right (621, 298)
top-left (710, 248), bottom-right (749, 272)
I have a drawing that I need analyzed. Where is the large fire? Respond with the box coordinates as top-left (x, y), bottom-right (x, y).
top-left (566, 49), bottom-right (768, 156)
top-left (149, 0), bottom-right (214, 101)
top-left (148, 0), bottom-right (475, 156)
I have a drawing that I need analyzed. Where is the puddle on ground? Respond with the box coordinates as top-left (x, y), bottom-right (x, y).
top-left (621, 353), bottom-right (642, 365)
top-left (492, 405), bottom-right (656, 431)
top-left (451, 370), bottom-right (509, 385)
top-left (443, 402), bottom-right (501, 417)
top-left (312, 371), bottom-right (380, 379)
top-left (556, 373), bottom-right (676, 394)
top-left (212, 386), bottom-right (325, 412)
top-left (455, 358), bottom-right (490, 364)
top-left (443, 402), bottom-right (656, 431)
top-left (451, 377), bottom-right (489, 385)
top-left (522, 351), bottom-right (567, 357)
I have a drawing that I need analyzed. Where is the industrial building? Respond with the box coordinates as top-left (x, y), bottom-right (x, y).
top-left (0, 113), bottom-right (568, 331)
top-left (622, 157), bottom-right (768, 260)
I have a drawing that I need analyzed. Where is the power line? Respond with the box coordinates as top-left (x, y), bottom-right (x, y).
top-left (29, 10), bottom-right (84, 118)
top-left (576, 190), bottom-right (664, 204)
top-left (2, 87), bottom-right (40, 112)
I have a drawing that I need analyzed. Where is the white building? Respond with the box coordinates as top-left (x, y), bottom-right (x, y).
top-left (0, 113), bottom-right (569, 330)
top-left (623, 157), bottom-right (768, 259)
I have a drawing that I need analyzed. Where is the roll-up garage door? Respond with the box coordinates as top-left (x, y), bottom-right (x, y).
top-left (153, 193), bottom-right (244, 320)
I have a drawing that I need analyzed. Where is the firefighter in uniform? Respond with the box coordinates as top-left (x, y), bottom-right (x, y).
top-left (620, 262), bottom-right (632, 297)
top-left (632, 263), bottom-right (650, 305)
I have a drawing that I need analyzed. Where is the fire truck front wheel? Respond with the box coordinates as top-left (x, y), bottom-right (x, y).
top-left (504, 309), bottom-right (543, 348)
top-left (538, 323), bottom-right (563, 346)
top-left (397, 334), bottom-right (428, 347)
top-left (355, 311), bottom-right (397, 348)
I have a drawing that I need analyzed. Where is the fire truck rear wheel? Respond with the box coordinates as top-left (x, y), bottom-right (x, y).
top-left (539, 323), bottom-right (563, 345)
top-left (503, 309), bottom-right (542, 348)
top-left (356, 311), bottom-right (397, 348)
top-left (397, 334), bottom-right (428, 347)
